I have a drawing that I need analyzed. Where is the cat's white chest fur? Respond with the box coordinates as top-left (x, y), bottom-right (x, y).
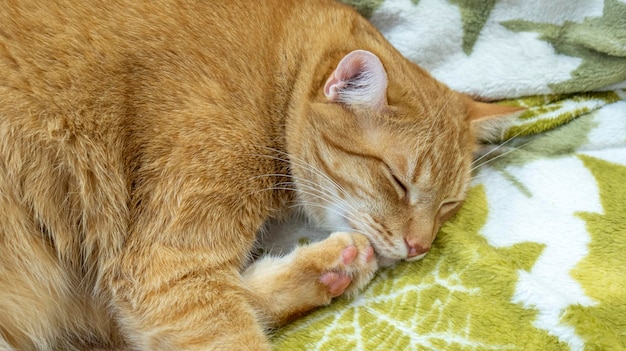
top-left (256, 213), bottom-right (332, 257)
top-left (256, 213), bottom-right (402, 267)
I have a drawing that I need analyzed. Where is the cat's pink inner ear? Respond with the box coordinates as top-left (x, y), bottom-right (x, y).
top-left (323, 50), bottom-right (388, 110)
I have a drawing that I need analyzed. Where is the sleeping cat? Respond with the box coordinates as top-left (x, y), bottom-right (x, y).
top-left (0, 0), bottom-right (522, 350)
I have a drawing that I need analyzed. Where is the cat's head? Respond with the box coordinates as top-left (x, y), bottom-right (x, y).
top-left (289, 50), bottom-right (522, 266)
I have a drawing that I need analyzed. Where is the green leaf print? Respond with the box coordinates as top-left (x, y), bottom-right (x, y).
top-left (564, 156), bottom-right (626, 350)
top-left (500, 92), bottom-right (621, 141)
top-left (272, 186), bottom-right (567, 350)
top-left (449, 0), bottom-right (498, 55)
top-left (501, 0), bottom-right (626, 93)
top-left (473, 104), bottom-right (600, 196)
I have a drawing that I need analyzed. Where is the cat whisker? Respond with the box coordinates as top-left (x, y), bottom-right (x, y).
top-left (470, 138), bottom-right (534, 173)
top-left (257, 183), bottom-right (343, 214)
top-left (245, 186), bottom-right (294, 199)
top-left (273, 174), bottom-right (339, 198)
top-left (280, 177), bottom-right (361, 219)
top-left (255, 184), bottom-right (358, 225)
top-left (251, 173), bottom-right (341, 207)
top-left (289, 201), bottom-right (370, 238)
top-left (250, 164), bottom-right (375, 246)
top-left (471, 125), bottom-right (531, 169)
top-left (252, 147), bottom-right (353, 201)
top-left (250, 169), bottom-right (362, 221)
top-left (288, 184), bottom-right (361, 222)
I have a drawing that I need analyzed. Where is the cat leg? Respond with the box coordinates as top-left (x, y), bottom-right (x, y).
top-left (111, 250), bottom-right (273, 351)
top-left (0, 231), bottom-right (120, 350)
top-left (243, 231), bottom-right (378, 328)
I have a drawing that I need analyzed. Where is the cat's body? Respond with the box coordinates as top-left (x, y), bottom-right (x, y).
top-left (0, 0), bottom-right (520, 349)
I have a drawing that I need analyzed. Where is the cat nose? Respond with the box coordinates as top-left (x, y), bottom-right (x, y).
top-left (404, 237), bottom-right (430, 258)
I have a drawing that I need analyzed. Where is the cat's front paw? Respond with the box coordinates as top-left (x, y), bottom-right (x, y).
top-left (243, 231), bottom-right (378, 327)
top-left (298, 231), bottom-right (378, 304)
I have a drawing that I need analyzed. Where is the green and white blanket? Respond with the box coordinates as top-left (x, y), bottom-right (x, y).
top-left (272, 1), bottom-right (626, 350)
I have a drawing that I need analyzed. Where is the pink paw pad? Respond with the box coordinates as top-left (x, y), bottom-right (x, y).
top-left (364, 246), bottom-right (375, 263)
top-left (342, 245), bottom-right (358, 264)
top-left (320, 272), bottom-right (352, 297)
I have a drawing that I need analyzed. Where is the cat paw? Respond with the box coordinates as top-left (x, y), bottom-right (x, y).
top-left (243, 231), bottom-right (378, 326)
top-left (297, 231), bottom-right (378, 303)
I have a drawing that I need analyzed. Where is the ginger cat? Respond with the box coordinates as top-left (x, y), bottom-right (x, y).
top-left (0, 0), bottom-right (521, 349)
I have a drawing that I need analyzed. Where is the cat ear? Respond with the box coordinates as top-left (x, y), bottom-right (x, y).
top-left (463, 96), bottom-right (525, 142)
top-left (324, 50), bottom-right (388, 110)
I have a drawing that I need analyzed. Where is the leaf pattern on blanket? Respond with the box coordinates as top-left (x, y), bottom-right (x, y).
top-left (563, 156), bottom-right (626, 350)
top-left (501, 0), bottom-right (626, 93)
top-left (490, 116), bottom-right (592, 194)
top-left (500, 92), bottom-right (621, 140)
top-left (272, 186), bottom-right (568, 350)
top-left (473, 94), bottom-right (616, 196)
top-left (449, 0), bottom-right (497, 54)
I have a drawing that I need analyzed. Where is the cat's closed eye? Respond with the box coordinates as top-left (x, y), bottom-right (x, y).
top-left (439, 200), bottom-right (462, 221)
top-left (383, 165), bottom-right (408, 200)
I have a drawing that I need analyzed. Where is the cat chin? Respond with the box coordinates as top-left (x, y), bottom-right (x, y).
top-left (406, 252), bottom-right (427, 262)
top-left (376, 255), bottom-right (402, 268)
top-left (377, 252), bottom-right (427, 268)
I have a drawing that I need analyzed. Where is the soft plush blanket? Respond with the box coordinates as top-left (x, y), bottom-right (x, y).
top-left (271, 1), bottom-right (626, 350)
